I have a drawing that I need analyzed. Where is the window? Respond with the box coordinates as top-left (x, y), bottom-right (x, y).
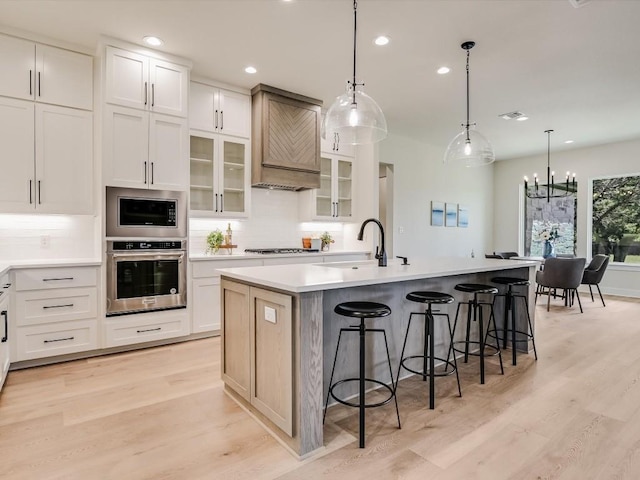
top-left (591, 174), bottom-right (640, 263)
top-left (523, 189), bottom-right (577, 257)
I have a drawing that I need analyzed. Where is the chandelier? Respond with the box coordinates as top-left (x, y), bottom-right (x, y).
top-left (524, 129), bottom-right (576, 202)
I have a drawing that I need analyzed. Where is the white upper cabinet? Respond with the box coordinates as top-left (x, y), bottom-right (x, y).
top-left (0, 34), bottom-right (93, 111)
top-left (105, 46), bottom-right (188, 118)
top-left (0, 97), bottom-right (93, 214)
top-left (104, 104), bottom-right (188, 191)
top-left (189, 81), bottom-right (250, 138)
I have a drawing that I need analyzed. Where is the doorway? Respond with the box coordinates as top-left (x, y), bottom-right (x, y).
top-left (379, 163), bottom-right (394, 257)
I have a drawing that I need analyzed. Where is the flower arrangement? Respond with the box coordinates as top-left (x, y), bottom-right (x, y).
top-left (539, 228), bottom-right (560, 243)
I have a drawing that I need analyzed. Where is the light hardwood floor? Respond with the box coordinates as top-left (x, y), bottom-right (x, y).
top-left (2, 296), bottom-right (640, 479)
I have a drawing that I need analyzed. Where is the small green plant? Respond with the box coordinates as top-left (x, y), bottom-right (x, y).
top-left (320, 231), bottom-right (334, 250)
top-left (206, 229), bottom-right (224, 254)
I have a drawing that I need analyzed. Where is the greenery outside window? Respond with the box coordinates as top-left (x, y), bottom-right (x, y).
top-left (591, 175), bottom-right (640, 263)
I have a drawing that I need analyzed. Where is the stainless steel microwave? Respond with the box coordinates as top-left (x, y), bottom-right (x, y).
top-left (106, 187), bottom-right (187, 238)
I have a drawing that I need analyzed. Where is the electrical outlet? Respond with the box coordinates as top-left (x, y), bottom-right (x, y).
top-left (264, 306), bottom-right (277, 323)
top-left (398, 226), bottom-right (404, 234)
top-left (40, 234), bottom-right (50, 248)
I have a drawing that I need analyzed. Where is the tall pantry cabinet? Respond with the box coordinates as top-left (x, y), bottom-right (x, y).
top-left (0, 33), bottom-right (94, 214)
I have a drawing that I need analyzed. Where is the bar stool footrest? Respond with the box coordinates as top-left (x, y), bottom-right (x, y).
top-left (452, 340), bottom-right (501, 357)
top-left (400, 355), bottom-right (458, 378)
top-left (329, 378), bottom-right (395, 409)
top-left (487, 329), bottom-right (534, 342)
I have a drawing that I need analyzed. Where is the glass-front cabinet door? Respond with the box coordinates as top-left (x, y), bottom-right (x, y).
top-left (313, 155), bottom-right (353, 220)
top-left (190, 134), bottom-right (215, 213)
top-left (316, 156), bottom-right (332, 217)
top-left (221, 138), bottom-right (247, 215)
top-left (336, 158), bottom-right (352, 218)
top-left (190, 132), bottom-right (249, 217)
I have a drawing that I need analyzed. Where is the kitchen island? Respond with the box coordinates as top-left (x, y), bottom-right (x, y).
top-left (218, 257), bottom-right (538, 458)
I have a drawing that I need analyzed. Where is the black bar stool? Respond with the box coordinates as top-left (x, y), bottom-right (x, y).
top-left (452, 283), bottom-right (504, 384)
top-left (490, 277), bottom-right (538, 366)
top-left (396, 291), bottom-right (461, 410)
top-left (323, 301), bottom-right (401, 448)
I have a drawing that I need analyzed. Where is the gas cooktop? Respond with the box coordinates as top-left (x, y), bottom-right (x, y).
top-left (244, 248), bottom-right (320, 254)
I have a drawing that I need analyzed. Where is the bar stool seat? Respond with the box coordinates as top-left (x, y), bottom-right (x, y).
top-left (324, 301), bottom-right (400, 448)
top-left (397, 291), bottom-right (461, 411)
top-left (489, 276), bottom-right (538, 365)
top-left (452, 283), bottom-right (504, 384)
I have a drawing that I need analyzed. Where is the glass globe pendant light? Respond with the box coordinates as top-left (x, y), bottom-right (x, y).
top-left (444, 41), bottom-right (495, 167)
top-left (322, 0), bottom-right (387, 145)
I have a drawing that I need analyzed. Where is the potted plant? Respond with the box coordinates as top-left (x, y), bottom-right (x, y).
top-left (206, 229), bottom-right (224, 254)
top-left (320, 231), bottom-right (334, 251)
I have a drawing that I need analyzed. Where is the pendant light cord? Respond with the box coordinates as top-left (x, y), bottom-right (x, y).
top-left (465, 48), bottom-right (470, 141)
top-left (351, 0), bottom-right (358, 106)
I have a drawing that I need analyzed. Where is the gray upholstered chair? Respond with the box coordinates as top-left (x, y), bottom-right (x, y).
top-left (581, 254), bottom-right (609, 307)
top-left (535, 257), bottom-right (587, 312)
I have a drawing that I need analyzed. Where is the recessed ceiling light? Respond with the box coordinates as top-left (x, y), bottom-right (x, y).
top-left (143, 36), bottom-right (164, 47)
top-left (374, 36), bottom-right (390, 46)
top-left (244, 66), bottom-right (257, 74)
top-left (437, 67), bottom-right (450, 74)
top-left (515, 116), bottom-right (529, 121)
top-left (565, 140), bottom-right (574, 144)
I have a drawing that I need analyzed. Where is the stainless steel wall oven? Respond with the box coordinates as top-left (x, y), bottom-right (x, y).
top-left (106, 240), bottom-right (187, 316)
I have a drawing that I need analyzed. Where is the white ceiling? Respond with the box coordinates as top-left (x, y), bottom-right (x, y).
top-left (2, 0), bottom-right (639, 160)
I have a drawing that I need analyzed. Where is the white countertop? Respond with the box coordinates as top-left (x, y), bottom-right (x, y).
top-left (189, 250), bottom-right (371, 261)
top-left (217, 257), bottom-right (538, 293)
top-left (0, 258), bottom-right (101, 277)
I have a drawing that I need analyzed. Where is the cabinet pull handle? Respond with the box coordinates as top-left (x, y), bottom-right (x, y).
top-left (1, 310), bottom-right (7, 343)
top-left (215, 193), bottom-right (218, 212)
top-left (220, 193), bottom-right (223, 212)
top-left (336, 133), bottom-right (340, 151)
top-left (2, 284), bottom-right (10, 288)
top-left (137, 327), bottom-right (161, 333)
top-left (144, 82), bottom-right (148, 105)
top-left (215, 110), bottom-right (218, 130)
top-left (42, 277), bottom-right (74, 282)
top-left (44, 336), bottom-right (74, 344)
top-left (151, 84), bottom-right (155, 107)
top-left (144, 161), bottom-right (148, 184)
top-left (151, 162), bottom-right (154, 184)
top-left (29, 180), bottom-right (32, 204)
top-left (38, 71), bottom-right (41, 97)
top-left (220, 110), bottom-right (223, 130)
top-left (38, 180), bottom-right (41, 204)
top-left (43, 304), bottom-right (74, 309)
top-left (29, 70), bottom-right (32, 96)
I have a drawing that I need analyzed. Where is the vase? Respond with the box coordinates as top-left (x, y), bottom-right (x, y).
top-left (542, 240), bottom-right (555, 259)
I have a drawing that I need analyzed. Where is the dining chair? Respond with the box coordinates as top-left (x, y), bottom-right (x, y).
top-left (581, 254), bottom-right (609, 307)
top-left (495, 251), bottom-right (519, 259)
top-left (535, 257), bottom-right (587, 312)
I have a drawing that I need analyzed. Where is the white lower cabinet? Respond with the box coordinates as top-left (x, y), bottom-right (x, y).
top-left (104, 309), bottom-right (189, 348)
top-left (0, 277), bottom-right (11, 391)
top-left (13, 266), bottom-right (99, 361)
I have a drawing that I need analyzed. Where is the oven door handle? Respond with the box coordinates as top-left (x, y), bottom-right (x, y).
top-left (109, 252), bottom-right (185, 259)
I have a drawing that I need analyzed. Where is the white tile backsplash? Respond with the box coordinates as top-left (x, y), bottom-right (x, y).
top-left (189, 188), bottom-right (350, 255)
top-left (0, 214), bottom-right (98, 260)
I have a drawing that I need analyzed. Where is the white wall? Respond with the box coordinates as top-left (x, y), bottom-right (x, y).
top-left (379, 132), bottom-right (494, 260)
top-left (493, 137), bottom-right (640, 297)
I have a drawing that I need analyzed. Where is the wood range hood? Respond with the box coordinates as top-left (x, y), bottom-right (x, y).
top-left (251, 84), bottom-right (322, 191)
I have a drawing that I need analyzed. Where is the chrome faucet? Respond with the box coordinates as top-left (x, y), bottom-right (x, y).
top-left (357, 218), bottom-right (387, 267)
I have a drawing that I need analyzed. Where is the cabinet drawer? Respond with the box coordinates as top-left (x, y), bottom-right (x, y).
top-left (15, 287), bottom-right (97, 326)
top-left (15, 267), bottom-right (98, 291)
top-left (191, 259), bottom-right (262, 278)
top-left (104, 310), bottom-right (189, 348)
top-left (16, 319), bottom-right (98, 361)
